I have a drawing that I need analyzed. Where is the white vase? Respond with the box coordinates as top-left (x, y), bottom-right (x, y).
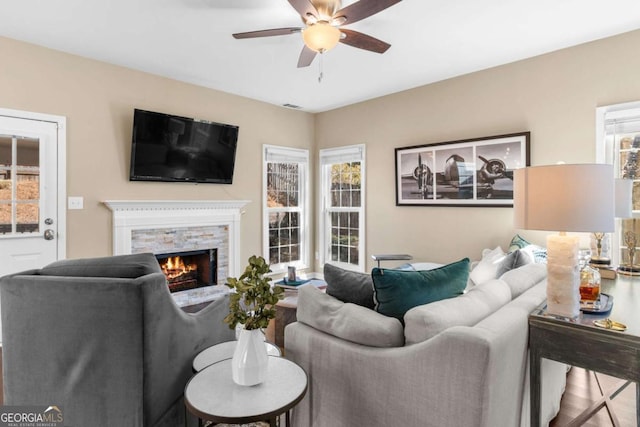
top-left (231, 328), bottom-right (269, 386)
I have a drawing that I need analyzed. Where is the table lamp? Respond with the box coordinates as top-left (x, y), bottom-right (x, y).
top-left (514, 164), bottom-right (614, 319)
top-left (589, 178), bottom-right (633, 275)
top-left (615, 178), bottom-right (638, 275)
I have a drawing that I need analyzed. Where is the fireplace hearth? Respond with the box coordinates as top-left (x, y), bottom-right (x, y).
top-left (156, 249), bottom-right (217, 293)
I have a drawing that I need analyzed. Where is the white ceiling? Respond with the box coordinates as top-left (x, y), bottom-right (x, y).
top-left (2, 0), bottom-right (640, 113)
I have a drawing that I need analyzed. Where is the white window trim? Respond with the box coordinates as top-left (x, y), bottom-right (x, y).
top-left (596, 101), bottom-right (640, 266)
top-left (262, 144), bottom-right (310, 273)
top-left (318, 144), bottom-right (366, 272)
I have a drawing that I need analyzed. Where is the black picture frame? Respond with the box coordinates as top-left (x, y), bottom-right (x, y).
top-left (395, 132), bottom-right (530, 207)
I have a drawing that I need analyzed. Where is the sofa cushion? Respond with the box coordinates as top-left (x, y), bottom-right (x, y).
top-left (469, 246), bottom-right (505, 286)
top-left (499, 262), bottom-right (547, 299)
top-left (324, 263), bottom-right (375, 309)
top-left (40, 253), bottom-right (162, 278)
top-left (296, 284), bottom-right (404, 348)
top-left (372, 258), bottom-right (469, 320)
top-left (403, 278), bottom-right (512, 345)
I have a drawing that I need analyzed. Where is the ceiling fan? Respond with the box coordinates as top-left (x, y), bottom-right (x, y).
top-left (232, 0), bottom-right (402, 68)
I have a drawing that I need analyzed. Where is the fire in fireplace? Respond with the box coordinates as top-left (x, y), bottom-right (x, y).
top-left (155, 249), bottom-right (217, 293)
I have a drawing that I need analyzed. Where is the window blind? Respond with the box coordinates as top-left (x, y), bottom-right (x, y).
top-left (320, 145), bottom-right (364, 165)
top-left (264, 146), bottom-right (309, 163)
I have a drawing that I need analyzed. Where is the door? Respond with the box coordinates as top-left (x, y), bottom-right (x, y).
top-left (0, 114), bottom-right (62, 276)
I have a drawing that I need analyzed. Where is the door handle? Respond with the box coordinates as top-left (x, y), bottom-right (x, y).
top-left (44, 229), bottom-right (55, 240)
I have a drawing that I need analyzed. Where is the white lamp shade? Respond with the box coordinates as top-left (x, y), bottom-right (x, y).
top-left (514, 164), bottom-right (614, 233)
top-left (615, 178), bottom-right (633, 219)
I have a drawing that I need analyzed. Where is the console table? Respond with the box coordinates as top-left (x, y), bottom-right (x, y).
top-left (371, 254), bottom-right (413, 268)
top-left (529, 275), bottom-right (640, 426)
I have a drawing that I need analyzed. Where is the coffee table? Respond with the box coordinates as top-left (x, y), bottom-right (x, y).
top-left (184, 356), bottom-right (307, 427)
top-left (529, 275), bottom-right (640, 426)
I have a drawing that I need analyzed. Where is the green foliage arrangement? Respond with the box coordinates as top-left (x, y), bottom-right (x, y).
top-left (224, 255), bottom-right (284, 331)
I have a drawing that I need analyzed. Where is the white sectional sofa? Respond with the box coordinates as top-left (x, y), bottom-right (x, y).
top-left (285, 262), bottom-right (567, 427)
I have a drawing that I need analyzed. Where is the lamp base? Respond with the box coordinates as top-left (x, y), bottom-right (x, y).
top-left (617, 264), bottom-right (640, 276)
top-left (546, 234), bottom-right (580, 319)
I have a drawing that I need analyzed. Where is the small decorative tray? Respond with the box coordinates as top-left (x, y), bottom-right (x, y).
top-left (580, 293), bottom-right (613, 314)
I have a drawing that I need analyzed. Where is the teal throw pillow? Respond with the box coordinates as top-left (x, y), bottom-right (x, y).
top-left (372, 258), bottom-right (470, 320)
top-left (508, 234), bottom-right (530, 252)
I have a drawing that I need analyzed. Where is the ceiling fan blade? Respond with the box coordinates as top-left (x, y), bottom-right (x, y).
top-left (334, 0), bottom-right (402, 25)
top-left (339, 29), bottom-right (390, 53)
top-left (233, 27), bottom-right (301, 39)
top-left (297, 45), bottom-right (317, 68)
top-left (288, 0), bottom-right (319, 21)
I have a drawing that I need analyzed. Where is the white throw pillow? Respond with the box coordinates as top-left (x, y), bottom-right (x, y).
top-left (469, 246), bottom-right (506, 286)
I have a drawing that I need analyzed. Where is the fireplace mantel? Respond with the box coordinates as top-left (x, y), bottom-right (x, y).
top-left (103, 200), bottom-right (250, 212)
top-left (103, 199), bottom-right (250, 279)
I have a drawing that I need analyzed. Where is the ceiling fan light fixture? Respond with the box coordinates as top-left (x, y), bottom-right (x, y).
top-left (302, 21), bottom-right (341, 53)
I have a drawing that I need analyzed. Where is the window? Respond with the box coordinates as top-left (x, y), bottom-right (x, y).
top-left (263, 145), bottom-right (309, 272)
top-left (596, 101), bottom-right (640, 268)
top-left (319, 144), bottom-right (365, 272)
top-left (0, 135), bottom-right (40, 235)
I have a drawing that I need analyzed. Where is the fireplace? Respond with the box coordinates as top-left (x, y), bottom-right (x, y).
top-left (103, 199), bottom-right (249, 308)
top-left (156, 249), bottom-right (217, 293)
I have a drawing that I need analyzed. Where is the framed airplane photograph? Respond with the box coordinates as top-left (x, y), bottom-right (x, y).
top-left (395, 132), bottom-right (530, 207)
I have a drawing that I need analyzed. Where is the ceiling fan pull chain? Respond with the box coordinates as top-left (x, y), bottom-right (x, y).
top-left (318, 52), bottom-right (324, 83)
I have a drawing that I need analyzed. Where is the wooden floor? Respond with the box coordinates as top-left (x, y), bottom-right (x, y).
top-left (550, 367), bottom-right (637, 427)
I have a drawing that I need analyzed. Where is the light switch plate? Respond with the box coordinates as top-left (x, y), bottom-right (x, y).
top-left (68, 196), bottom-right (84, 210)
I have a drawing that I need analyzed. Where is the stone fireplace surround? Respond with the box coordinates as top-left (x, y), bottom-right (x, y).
top-left (103, 200), bottom-right (249, 308)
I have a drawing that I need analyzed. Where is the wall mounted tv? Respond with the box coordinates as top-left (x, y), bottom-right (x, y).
top-left (129, 109), bottom-right (239, 184)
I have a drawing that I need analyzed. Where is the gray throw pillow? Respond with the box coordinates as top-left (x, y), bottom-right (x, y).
top-left (324, 263), bottom-right (375, 309)
top-left (496, 249), bottom-right (532, 277)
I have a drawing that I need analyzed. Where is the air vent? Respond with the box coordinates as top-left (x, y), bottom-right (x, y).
top-left (282, 103), bottom-right (302, 109)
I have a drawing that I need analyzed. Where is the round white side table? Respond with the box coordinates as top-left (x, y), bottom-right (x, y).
top-left (185, 356), bottom-right (307, 427)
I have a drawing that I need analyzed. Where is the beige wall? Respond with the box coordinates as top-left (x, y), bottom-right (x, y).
top-left (315, 29), bottom-right (640, 270)
top-left (0, 36), bottom-right (315, 261)
top-left (3, 29), bottom-right (640, 271)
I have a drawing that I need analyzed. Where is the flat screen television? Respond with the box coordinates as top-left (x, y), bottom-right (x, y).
top-left (129, 109), bottom-right (239, 184)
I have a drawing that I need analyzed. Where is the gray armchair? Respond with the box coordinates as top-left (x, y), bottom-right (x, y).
top-left (0, 253), bottom-right (235, 427)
